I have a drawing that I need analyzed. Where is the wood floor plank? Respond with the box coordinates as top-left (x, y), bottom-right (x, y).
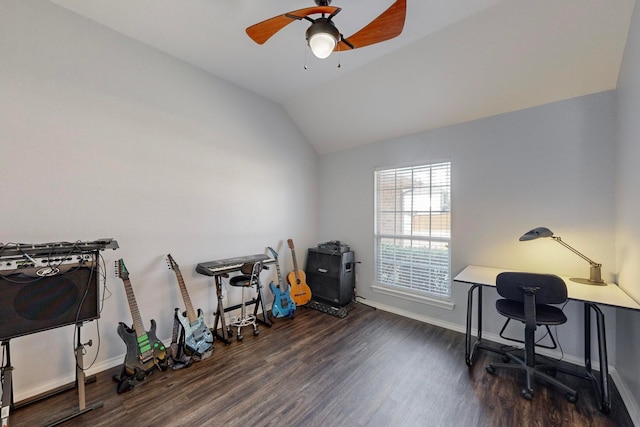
top-left (7, 302), bottom-right (634, 426)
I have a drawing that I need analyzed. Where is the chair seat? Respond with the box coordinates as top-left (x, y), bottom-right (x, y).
top-left (496, 299), bottom-right (567, 325)
top-left (229, 275), bottom-right (252, 287)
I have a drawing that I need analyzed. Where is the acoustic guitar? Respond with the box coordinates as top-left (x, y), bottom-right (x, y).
top-left (286, 239), bottom-right (312, 305)
top-left (167, 254), bottom-right (214, 355)
top-left (115, 259), bottom-right (168, 378)
top-left (267, 246), bottom-right (296, 319)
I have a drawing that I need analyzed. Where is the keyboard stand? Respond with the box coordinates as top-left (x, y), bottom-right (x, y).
top-left (213, 273), bottom-right (272, 344)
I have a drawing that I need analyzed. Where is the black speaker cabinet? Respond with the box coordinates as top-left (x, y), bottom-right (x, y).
top-left (0, 261), bottom-right (100, 341)
top-left (305, 248), bottom-right (354, 307)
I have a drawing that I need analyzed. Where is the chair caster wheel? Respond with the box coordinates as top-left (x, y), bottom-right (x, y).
top-left (253, 328), bottom-right (259, 336)
top-left (485, 365), bottom-right (496, 375)
top-left (237, 334), bottom-right (243, 341)
top-left (521, 389), bottom-right (533, 400)
top-left (566, 392), bottom-right (578, 403)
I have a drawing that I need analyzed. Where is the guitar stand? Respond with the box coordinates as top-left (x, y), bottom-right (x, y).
top-left (2, 324), bottom-right (104, 427)
top-left (112, 367), bottom-right (149, 394)
top-left (212, 273), bottom-right (272, 344)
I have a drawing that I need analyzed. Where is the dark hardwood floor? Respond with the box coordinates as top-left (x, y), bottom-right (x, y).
top-left (8, 302), bottom-right (634, 426)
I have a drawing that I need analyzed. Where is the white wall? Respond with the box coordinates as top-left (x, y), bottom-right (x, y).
top-left (615, 0), bottom-right (640, 422)
top-left (0, 1), bottom-right (319, 399)
top-left (318, 91), bottom-right (617, 363)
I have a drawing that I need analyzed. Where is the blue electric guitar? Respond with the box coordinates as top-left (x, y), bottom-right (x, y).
top-left (167, 254), bottom-right (214, 356)
top-left (268, 246), bottom-right (296, 319)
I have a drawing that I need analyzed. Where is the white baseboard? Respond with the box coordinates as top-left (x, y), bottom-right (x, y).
top-left (610, 369), bottom-right (640, 427)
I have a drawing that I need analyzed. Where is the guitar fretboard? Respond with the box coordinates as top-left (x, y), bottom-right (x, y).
top-left (290, 246), bottom-right (301, 284)
top-left (121, 277), bottom-right (146, 339)
top-left (175, 269), bottom-right (197, 323)
top-left (168, 254), bottom-right (199, 324)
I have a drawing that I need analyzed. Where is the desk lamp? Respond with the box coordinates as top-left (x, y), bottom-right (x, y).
top-left (519, 227), bottom-right (605, 286)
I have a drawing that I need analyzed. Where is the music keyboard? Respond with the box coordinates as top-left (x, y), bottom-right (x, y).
top-left (196, 254), bottom-right (273, 276)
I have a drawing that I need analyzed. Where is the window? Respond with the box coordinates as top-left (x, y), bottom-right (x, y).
top-left (374, 161), bottom-right (451, 299)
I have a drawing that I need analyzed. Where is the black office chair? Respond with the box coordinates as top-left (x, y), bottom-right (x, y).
top-left (486, 272), bottom-right (578, 402)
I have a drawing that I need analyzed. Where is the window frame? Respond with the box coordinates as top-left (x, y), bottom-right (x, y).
top-left (373, 160), bottom-right (452, 305)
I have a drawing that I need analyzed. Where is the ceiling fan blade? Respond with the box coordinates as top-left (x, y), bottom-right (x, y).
top-left (336, 0), bottom-right (406, 51)
top-left (246, 6), bottom-right (340, 45)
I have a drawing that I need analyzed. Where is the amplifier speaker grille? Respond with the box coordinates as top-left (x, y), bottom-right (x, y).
top-left (0, 262), bottom-right (99, 341)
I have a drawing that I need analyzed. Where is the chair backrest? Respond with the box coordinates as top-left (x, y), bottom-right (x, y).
top-left (496, 272), bottom-right (567, 305)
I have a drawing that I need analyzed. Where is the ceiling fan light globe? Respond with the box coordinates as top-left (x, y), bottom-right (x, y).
top-left (306, 18), bottom-right (339, 59)
top-left (309, 33), bottom-right (336, 58)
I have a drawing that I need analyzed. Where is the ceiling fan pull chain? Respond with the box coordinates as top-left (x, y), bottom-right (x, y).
top-left (304, 38), bottom-right (309, 69)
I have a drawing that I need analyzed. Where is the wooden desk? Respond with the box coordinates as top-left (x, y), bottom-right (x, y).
top-left (454, 265), bottom-right (640, 414)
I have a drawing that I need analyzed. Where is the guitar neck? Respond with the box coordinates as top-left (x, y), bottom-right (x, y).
top-left (291, 249), bottom-right (301, 283)
top-left (274, 259), bottom-right (285, 289)
top-left (174, 269), bottom-right (197, 323)
top-left (121, 278), bottom-right (147, 338)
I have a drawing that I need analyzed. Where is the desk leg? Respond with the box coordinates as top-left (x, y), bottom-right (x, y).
top-left (584, 303), bottom-right (611, 414)
top-left (465, 284), bottom-right (483, 366)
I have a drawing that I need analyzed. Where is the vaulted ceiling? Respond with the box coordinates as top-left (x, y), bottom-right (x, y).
top-left (50, 0), bottom-right (636, 154)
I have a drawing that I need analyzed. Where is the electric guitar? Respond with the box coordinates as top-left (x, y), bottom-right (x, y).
top-left (166, 254), bottom-right (214, 355)
top-left (267, 246), bottom-right (296, 319)
top-left (115, 259), bottom-right (168, 377)
top-left (286, 239), bottom-right (312, 306)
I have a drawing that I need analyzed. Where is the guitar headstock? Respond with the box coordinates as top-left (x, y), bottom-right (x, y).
top-left (115, 258), bottom-right (129, 280)
top-left (166, 253), bottom-right (179, 271)
top-left (287, 239), bottom-right (295, 250)
top-left (267, 246), bottom-right (278, 259)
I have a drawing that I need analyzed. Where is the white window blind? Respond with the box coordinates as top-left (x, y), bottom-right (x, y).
top-left (374, 162), bottom-right (451, 298)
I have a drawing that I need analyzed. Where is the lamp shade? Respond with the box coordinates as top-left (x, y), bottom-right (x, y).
top-left (519, 227), bottom-right (554, 241)
top-left (306, 18), bottom-right (339, 59)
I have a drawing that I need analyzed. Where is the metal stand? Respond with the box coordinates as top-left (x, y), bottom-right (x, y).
top-left (42, 324), bottom-right (104, 426)
top-left (42, 324), bottom-right (103, 426)
top-left (1, 340), bottom-right (13, 427)
top-left (4, 324), bottom-right (103, 426)
top-left (213, 274), bottom-right (272, 344)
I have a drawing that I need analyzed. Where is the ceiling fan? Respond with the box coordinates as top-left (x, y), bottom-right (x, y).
top-left (246, 0), bottom-right (407, 59)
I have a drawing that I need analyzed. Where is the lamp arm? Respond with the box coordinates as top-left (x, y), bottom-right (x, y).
top-left (552, 237), bottom-right (601, 267)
